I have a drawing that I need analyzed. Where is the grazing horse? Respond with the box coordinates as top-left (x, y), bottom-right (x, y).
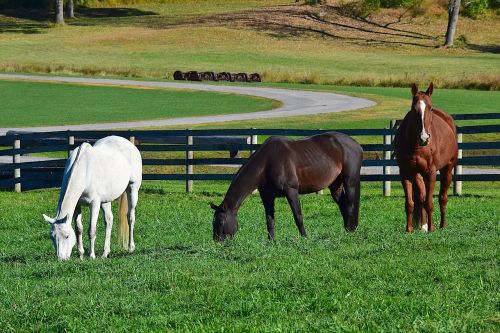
top-left (43, 136), bottom-right (142, 260)
top-left (211, 132), bottom-right (363, 241)
top-left (394, 83), bottom-right (458, 232)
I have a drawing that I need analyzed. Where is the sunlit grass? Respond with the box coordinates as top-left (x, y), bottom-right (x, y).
top-left (0, 182), bottom-right (498, 331)
top-left (0, 1), bottom-right (498, 89)
top-left (0, 79), bottom-right (279, 127)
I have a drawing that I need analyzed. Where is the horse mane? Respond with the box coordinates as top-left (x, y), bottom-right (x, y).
top-left (56, 143), bottom-right (89, 215)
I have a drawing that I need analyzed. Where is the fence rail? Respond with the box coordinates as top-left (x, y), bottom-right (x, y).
top-left (1, 113), bottom-right (498, 194)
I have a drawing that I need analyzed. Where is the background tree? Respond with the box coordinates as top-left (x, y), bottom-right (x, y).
top-left (445, 0), bottom-right (461, 46)
top-left (55, 0), bottom-right (64, 24)
top-left (66, 0), bottom-right (75, 18)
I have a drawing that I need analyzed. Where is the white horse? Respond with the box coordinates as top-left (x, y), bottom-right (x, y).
top-left (43, 136), bottom-right (142, 260)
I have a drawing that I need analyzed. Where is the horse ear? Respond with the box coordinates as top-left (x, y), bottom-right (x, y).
top-left (43, 214), bottom-right (55, 224)
top-left (210, 203), bottom-right (218, 211)
top-left (411, 83), bottom-right (418, 96)
top-left (425, 82), bottom-right (434, 97)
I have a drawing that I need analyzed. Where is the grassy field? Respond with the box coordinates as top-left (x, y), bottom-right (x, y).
top-left (0, 1), bottom-right (498, 89)
top-left (0, 79), bottom-right (278, 127)
top-left (0, 182), bottom-right (498, 332)
top-left (3, 78), bottom-right (499, 131)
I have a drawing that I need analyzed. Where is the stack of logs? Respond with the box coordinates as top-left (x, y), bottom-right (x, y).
top-left (174, 71), bottom-right (261, 83)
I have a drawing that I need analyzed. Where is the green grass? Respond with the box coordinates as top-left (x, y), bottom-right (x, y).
top-left (0, 182), bottom-right (498, 332)
top-left (4, 78), bottom-right (498, 131)
top-left (0, 79), bottom-right (278, 127)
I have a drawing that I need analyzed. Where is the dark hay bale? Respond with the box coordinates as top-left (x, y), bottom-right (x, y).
top-left (216, 72), bottom-right (232, 81)
top-left (201, 71), bottom-right (217, 81)
top-left (234, 73), bottom-right (249, 82)
top-left (249, 73), bottom-right (262, 82)
top-left (173, 70), bottom-right (185, 80)
top-left (186, 71), bottom-right (201, 81)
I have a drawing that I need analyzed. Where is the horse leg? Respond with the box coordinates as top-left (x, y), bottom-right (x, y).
top-left (329, 176), bottom-right (346, 221)
top-left (414, 174), bottom-right (428, 232)
top-left (439, 164), bottom-right (453, 229)
top-left (401, 179), bottom-right (414, 233)
top-left (284, 186), bottom-right (306, 237)
top-left (259, 189), bottom-right (276, 240)
top-left (424, 171), bottom-right (437, 232)
top-left (73, 204), bottom-right (84, 259)
top-left (340, 174), bottom-right (360, 231)
top-left (126, 183), bottom-right (139, 253)
top-left (101, 202), bottom-right (113, 258)
top-left (88, 201), bottom-right (101, 259)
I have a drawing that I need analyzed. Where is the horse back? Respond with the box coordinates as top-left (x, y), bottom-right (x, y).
top-left (259, 132), bottom-right (362, 193)
top-left (432, 108), bottom-right (456, 135)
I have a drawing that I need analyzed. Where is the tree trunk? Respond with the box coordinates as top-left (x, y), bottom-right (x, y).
top-left (444, 0), bottom-right (461, 47)
top-left (67, 0), bottom-right (75, 19)
top-left (55, 0), bottom-right (64, 24)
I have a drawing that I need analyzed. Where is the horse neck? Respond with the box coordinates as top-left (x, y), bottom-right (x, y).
top-left (222, 154), bottom-right (263, 212)
top-left (56, 147), bottom-right (88, 220)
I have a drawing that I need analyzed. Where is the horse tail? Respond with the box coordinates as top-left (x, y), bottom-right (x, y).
top-left (118, 191), bottom-right (129, 249)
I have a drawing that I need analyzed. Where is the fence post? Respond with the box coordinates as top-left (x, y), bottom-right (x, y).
top-left (68, 134), bottom-right (74, 157)
top-left (13, 139), bottom-right (21, 193)
top-left (186, 129), bottom-right (193, 193)
top-left (251, 128), bottom-right (257, 155)
top-left (383, 122), bottom-right (393, 196)
top-left (453, 132), bottom-right (463, 196)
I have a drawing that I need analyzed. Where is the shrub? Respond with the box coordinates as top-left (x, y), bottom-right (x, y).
top-left (304, 0), bottom-right (324, 4)
top-left (463, 0), bottom-right (489, 19)
top-left (379, 0), bottom-right (414, 7)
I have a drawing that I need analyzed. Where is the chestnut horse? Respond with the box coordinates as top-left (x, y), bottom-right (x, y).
top-left (394, 83), bottom-right (458, 232)
top-left (210, 132), bottom-right (363, 241)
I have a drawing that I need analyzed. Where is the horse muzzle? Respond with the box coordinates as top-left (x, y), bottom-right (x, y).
top-left (419, 134), bottom-right (430, 146)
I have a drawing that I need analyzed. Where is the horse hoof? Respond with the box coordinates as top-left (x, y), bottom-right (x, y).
top-left (128, 244), bottom-right (135, 253)
top-left (90, 253), bottom-right (96, 260)
top-left (101, 252), bottom-right (109, 259)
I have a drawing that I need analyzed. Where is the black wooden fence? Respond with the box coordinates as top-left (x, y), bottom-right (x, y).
top-left (0, 113), bottom-right (498, 195)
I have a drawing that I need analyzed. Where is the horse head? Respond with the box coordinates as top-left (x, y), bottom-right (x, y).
top-left (411, 83), bottom-right (434, 146)
top-left (43, 214), bottom-right (76, 260)
top-left (210, 203), bottom-right (238, 242)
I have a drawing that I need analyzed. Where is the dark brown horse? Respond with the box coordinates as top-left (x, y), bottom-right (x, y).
top-left (394, 83), bottom-right (458, 232)
top-left (210, 132), bottom-right (363, 241)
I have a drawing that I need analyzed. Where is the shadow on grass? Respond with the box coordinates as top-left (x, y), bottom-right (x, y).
top-left (110, 243), bottom-right (200, 259)
top-left (465, 43), bottom-right (500, 55)
top-left (0, 6), bottom-right (157, 33)
top-left (179, 5), bottom-right (439, 48)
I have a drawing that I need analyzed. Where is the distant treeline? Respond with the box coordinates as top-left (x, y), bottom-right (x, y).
top-left (0, 0), bottom-right (53, 8)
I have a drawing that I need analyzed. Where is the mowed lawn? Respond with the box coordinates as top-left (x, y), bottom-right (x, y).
top-left (0, 183), bottom-right (498, 332)
top-left (3, 78), bottom-right (499, 131)
top-left (0, 79), bottom-right (278, 127)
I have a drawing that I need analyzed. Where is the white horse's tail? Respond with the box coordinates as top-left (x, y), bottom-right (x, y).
top-left (118, 192), bottom-right (129, 249)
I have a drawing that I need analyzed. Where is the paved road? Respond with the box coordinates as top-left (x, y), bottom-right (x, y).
top-left (0, 74), bottom-right (376, 135)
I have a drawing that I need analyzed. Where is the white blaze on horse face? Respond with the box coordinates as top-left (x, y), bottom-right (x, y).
top-left (50, 221), bottom-right (77, 260)
top-left (418, 100), bottom-right (430, 144)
